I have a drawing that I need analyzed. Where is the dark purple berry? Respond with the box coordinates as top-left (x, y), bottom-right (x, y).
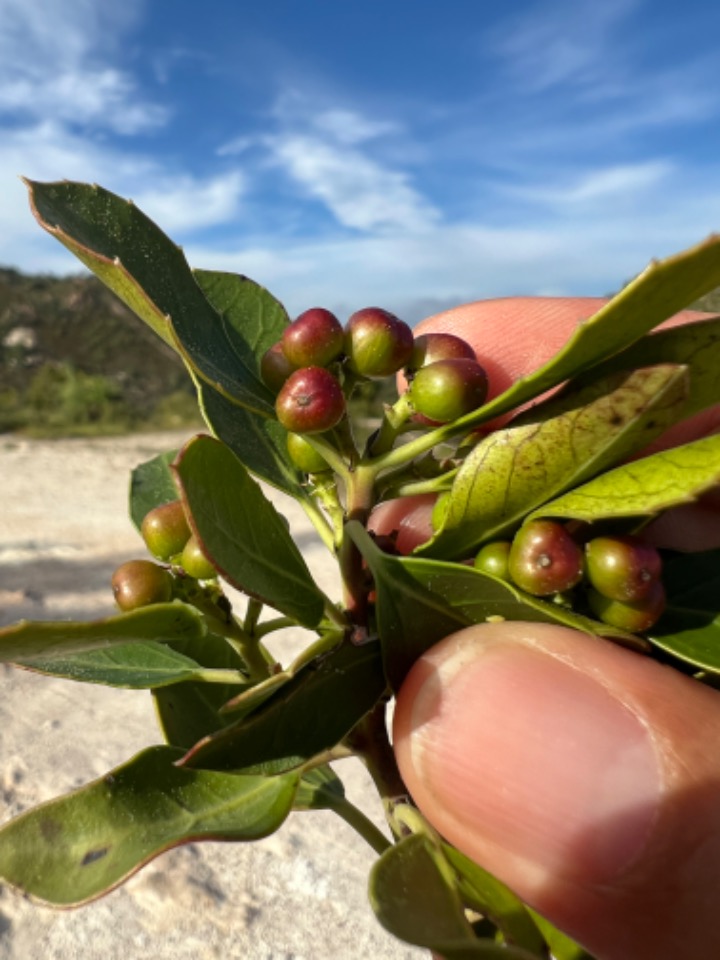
top-left (112, 559), bottom-right (173, 611)
top-left (587, 580), bottom-right (666, 633)
top-left (275, 366), bottom-right (346, 434)
top-left (409, 332), bottom-right (476, 372)
top-left (585, 536), bottom-right (662, 603)
top-left (344, 307), bottom-right (414, 378)
top-left (260, 341), bottom-right (298, 393)
top-left (407, 358), bottom-right (489, 424)
top-left (474, 541), bottom-right (512, 580)
top-left (508, 520), bottom-right (584, 596)
top-left (141, 499), bottom-right (191, 560)
top-left (282, 308), bottom-right (344, 368)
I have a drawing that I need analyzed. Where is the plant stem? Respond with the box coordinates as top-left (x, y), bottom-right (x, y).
top-left (325, 795), bottom-right (392, 856)
top-left (348, 702), bottom-right (408, 836)
top-left (339, 463), bottom-right (377, 621)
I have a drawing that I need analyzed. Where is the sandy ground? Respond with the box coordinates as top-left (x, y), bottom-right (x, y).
top-left (0, 431), bottom-right (423, 960)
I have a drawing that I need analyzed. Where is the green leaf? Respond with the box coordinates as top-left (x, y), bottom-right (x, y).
top-left (347, 522), bottom-right (639, 691)
top-left (173, 434), bottom-right (325, 628)
top-left (12, 642), bottom-right (244, 690)
top-left (129, 449), bottom-right (179, 531)
top-left (197, 378), bottom-right (308, 499)
top-left (572, 315), bottom-right (720, 423)
top-left (369, 835), bottom-right (539, 958)
top-left (648, 549), bottom-right (720, 673)
top-left (0, 603), bottom-right (205, 663)
top-left (442, 844), bottom-right (545, 953)
top-left (0, 746), bottom-right (298, 906)
top-left (418, 364), bottom-right (689, 559)
top-left (449, 233), bottom-right (720, 432)
top-left (180, 639), bottom-right (386, 774)
top-left (527, 910), bottom-right (596, 960)
top-left (369, 834), bottom-right (476, 947)
top-left (25, 180), bottom-right (275, 416)
top-left (193, 268), bottom-right (289, 376)
top-left (346, 522), bottom-right (472, 690)
top-left (527, 433), bottom-right (720, 524)
top-left (293, 765), bottom-right (346, 811)
top-left (152, 629), bottom-right (250, 749)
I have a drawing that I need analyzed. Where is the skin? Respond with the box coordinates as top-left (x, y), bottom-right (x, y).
top-left (383, 297), bottom-right (720, 960)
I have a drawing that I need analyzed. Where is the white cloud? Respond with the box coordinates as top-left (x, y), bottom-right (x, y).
top-left (132, 172), bottom-right (247, 232)
top-left (489, 0), bottom-right (640, 94)
top-left (311, 109), bottom-right (400, 145)
top-left (268, 134), bottom-right (439, 232)
top-left (502, 161), bottom-right (674, 207)
top-left (0, 0), bottom-right (166, 133)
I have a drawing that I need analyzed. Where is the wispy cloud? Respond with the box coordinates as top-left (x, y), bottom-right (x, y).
top-left (0, 0), bottom-right (167, 133)
top-left (501, 161), bottom-right (674, 207)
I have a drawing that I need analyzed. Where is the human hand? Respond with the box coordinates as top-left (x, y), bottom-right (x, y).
top-left (384, 298), bottom-right (720, 959)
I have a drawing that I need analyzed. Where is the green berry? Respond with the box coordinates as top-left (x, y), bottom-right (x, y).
top-left (112, 559), bottom-right (173, 611)
top-left (408, 358), bottom-right (488, 424)
top-left (260, 341), bottom-right (298, 393)
top-left (344, 307), bottom-right (414, 378)
top-left (141, 499), bottom-right (191, 560)
top-left (286, 432), bottom-right (331, 474)
top-left (508, 520), bottom-right (584, 596)
top-left (474, 541), bottom-right (512, 580)
top-left (585, 536), bottom-right (662, 602)
top-left (587, 580), bottom-right (666, 633)
top-left (275, 366), bottom-right (346, 434)
top-left (409, 332), bottom-right (476, 372)
top-left (282, 308), bottom-right (344, 368)
top-left (180, 535), bottom-right (217, 580)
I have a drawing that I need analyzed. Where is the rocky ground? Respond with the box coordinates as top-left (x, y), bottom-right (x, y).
top-left (0, 431), bottom-right (423, 960)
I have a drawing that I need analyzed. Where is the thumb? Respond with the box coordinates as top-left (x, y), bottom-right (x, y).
top-left (393, 622), bottom-right (720, 960)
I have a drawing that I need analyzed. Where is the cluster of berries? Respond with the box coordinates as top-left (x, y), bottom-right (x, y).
top-left (261, 306), bottom-right (489, 450)
top-left (111, 500), bottom-right (216, 612)
top-left (474, 520), bottom-right (666, 631)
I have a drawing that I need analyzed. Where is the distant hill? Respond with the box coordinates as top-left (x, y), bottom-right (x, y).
top-left (0, 267), bottom-right (199, 434)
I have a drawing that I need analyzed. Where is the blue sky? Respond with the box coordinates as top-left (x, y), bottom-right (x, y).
top-left (2, 0), bottom-right (720, 322)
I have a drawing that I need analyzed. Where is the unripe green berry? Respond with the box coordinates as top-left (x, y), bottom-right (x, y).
top-left (408, 358), bottom-right (489, 424)
top-left (275, 366), bottom-right (346, 434)
top-left (585, 535), bottom-right (662, 602)
top-left (141, 499), bottom-right (191, 560)
top-left (587, 580), bottom-right (666, 633)
top-left (286, 432), bottom-right (331, 474)
top-left (474, 541), bottom-right (512, 580)
top-left (180, 535), bottom-right (217, 580)
top-left (508, 520), bottom-right (584, 596)
top-left (409, 332), bottom-right (476, 372)
top-left (344, 307), bottom-right (414, 378)
top-left (260, 341), bottom-right (298, 393)
top-left (282, 308), bottom-right (344, 368)
top-left (112, 559), bottom-right (173, 611)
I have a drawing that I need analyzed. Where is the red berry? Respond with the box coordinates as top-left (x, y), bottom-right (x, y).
top-left (112, 559), bottom-right (173, 611)
top-left (508, 520), bottom-right (584, 596)
top-left (141, 499), bottom-right (191, 560)
top-left (408, 358), bottom-right (488, 424)
top-left (344, 307), bottom-right (414, 378)
top-left (585, 536), bottom-right (662, 602)
top-left (282, 308), bottom-right (344, 368)
top-left (260, 341), bottom-right (298, 393)
top-left (409, 332), bottom-right (476, 371)
top-left (275, 366), bottom-right (346, 434)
